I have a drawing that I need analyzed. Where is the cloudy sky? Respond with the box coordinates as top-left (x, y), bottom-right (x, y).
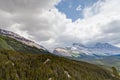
top-left (0, 0), bottom-right (120, 51)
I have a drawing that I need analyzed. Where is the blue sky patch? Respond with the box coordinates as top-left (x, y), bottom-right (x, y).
top-left (56, 0), bottom-right (98, 22)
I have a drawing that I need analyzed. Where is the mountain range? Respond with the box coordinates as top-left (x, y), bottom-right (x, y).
top-left (53, 42), bottom-right (120, 57)
top-left (0, 28), bottom-right (119, 80)
top-left (53, 42), bottom-right (120, 74)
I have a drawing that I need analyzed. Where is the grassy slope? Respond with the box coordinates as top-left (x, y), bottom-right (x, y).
top-left (0, 37), bottom-right (13, 50)
top-left (0, 35), bottom-right (49, 54)
top-left (0, 50), bottom-right (119, 80)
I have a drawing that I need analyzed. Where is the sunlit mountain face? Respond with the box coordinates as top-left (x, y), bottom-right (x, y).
top-left (0, 0), bottom-right (120, 80)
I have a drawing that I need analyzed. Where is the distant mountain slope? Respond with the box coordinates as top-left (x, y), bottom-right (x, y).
top-left (0, 35), bottom-right (49, 54)
top-left (0, 50), bottom-right (119, 80)
top-left (0, 29), bottom-right (46, 50)
top-left (53, 43), bottom-right (120, 58)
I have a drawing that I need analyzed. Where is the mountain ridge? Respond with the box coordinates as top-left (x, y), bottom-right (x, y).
top-left (0, 34), bottom-right (49, 54)
top-left (53, 42), bottom-right (120, 57)
top-left (0, 29), bottom-right (46, 50)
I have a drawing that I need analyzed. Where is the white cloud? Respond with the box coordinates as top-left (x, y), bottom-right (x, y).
top-left (66, 0), bottom-right (120, 45)
top-left (0, 0), bottom-right (120, 51)
top-left (0, 0), bottom-right (71, 50)
top-left (76, 5), bottom-right (82, 11)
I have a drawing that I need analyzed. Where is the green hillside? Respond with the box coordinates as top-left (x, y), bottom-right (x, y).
top-left (0, 37), bottom-right (13, 50)
top-left (0, 50), bottom-right (119, 80)
top-left (0, 35), bottom-right (49, 54)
